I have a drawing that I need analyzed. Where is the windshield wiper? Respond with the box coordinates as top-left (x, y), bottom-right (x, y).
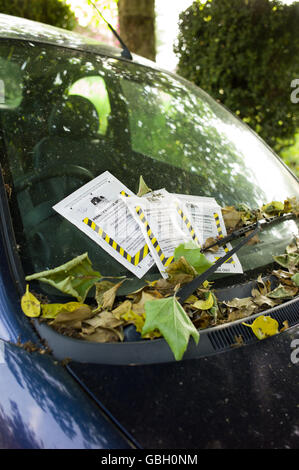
top-left (177, 223), bottom-right (261, 304)
top-left (201, 212), bottom-right (296, 253)
top-left (177, 212), bottom-right (297, 304)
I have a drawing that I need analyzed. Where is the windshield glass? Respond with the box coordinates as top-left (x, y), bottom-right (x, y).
top-left (0, 40), bottom-right (298, 283)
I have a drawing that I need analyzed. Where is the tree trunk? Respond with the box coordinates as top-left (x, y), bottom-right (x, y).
top-left (117, 0), bottom-right (156, 62)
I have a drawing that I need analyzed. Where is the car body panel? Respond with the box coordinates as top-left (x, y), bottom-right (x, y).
top-left (0, 338), bottom-right (135, 449)
top-left (68, 325), bottom-right (299, 449)
top-left (0, 214), bottom-right (35, 344)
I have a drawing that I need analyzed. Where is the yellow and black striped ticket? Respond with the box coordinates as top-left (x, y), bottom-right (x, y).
top-left (121, 190), bottom-right (202, 278)
top-left (53, 171), bottom-right (155, 278)
top-left (175, 194), bottom-right (243, 274)
top-left (83, 217), bottom-right (150, 267)
top-left (213, 212), bottom-right (234, 265)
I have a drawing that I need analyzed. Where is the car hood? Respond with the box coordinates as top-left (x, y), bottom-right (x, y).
top-left (67, 323), bottom-right (299, 449)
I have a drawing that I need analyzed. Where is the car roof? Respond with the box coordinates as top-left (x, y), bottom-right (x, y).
top-left (0, 13), bottom-right (158, 69)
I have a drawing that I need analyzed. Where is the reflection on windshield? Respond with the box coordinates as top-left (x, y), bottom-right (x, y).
top-left (69, 76), bottom-right (111, 134)
top-left (121, 76), bottom-right (265, 205)
top-left (0, 40), bottom-right (298, 278)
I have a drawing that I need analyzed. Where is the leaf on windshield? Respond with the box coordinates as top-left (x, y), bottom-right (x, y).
top-left (112, 300), bottom-right (132, 318)
top-left (101, 280), bottom-right (125, 310)
top-left (122, 310), bottom-right (145, 333)
top-left (41, 301), bottom-right (88, 319)
top-left (137, 175), bottom-right (152, 197)
top-left (95, 280), bottom-right (120, 310)
top-left (251, 289), bottom-right (277, 308)
top-left (267, 284), bottom-right (298, 300)
top-left (221, 206), bottom-right (242, 231)
top-left (84, 310), bottom-right (124, 329)
top-left (174, 242), bottom-right (212, 275)
top-left (21, 285), bottom-right (41, 318)
top-left (25, 253), bottom-right (101, 302)
top-left (192, 291), bottom-right (214, 310)
top-left (243, 315), bottom-right (279, 340)
top-left (261, 201), bottom-right (284, 216)
top-left (166, 256), bottom-right (197, 284)
top-left (256, 274), bottom-right (271, 295)
top-left (273, 253), bottom-right (299, 272)
top-left (282, 197), bottom-right (299, 216)
top-left (143, 296), bottom-right (200, 361)
top-left (51, 305), bottom-right (93, 325)
top-left (222, 296), bottom-right (257, 317)
top-left (202, 237), bottom-right (220, 253)
top-left (80, 327), bottom-right (123, 343)
top-left (131, 290), bottom-right (160, 315)
top-left (291, 273), bottom-right (299, 287)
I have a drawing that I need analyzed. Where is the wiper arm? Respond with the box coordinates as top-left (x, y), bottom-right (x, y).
top-left (178, 212), bottom-right (297, 304)
top-left (177, 223), bottom-right (261, 304)
top-left (201, 212), bottom-right (296, 253)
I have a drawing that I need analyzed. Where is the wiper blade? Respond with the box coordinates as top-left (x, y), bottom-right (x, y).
top-left (177, 223), bottom-right (261, 304)
top-left (201, 212), bottom-right (296, 253)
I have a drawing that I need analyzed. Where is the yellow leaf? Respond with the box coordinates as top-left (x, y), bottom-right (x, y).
top-left (112, 300), bottom-right (132, 319)
top-left (41, 301), bottom-right (86, 319)
top-left (121, 310), bottom-right (161, 339)
top-left (262, 201), bottom-right (284, 216)
top-left (51, 305), bottom-right (93, 325)
top-left (122, 310), bottom-right (145, 333)
top-left (21, 285), bottom-right (41, 317)
top-left (184, 294), bottom-right (198, 304)
top-left (243, 315), bottom-right (279, 340)
top-left (192, 292), bottom-right (214, 310)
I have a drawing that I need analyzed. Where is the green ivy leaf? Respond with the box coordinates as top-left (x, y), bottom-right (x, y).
top-left (25, 253), bottom-right (101, 302)
top-left (143, 296), bottom-right (200, 360)
top-left (174, 241), bottom-right (212, 274)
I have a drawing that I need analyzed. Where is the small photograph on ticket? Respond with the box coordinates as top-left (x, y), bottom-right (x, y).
top-left (53, 171), bottom-right (154, 278)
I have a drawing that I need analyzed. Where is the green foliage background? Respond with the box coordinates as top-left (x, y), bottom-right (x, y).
top-left (174, 0), bottom-right (299, 173)
top-left (0, 0), bottom-right (76, 30)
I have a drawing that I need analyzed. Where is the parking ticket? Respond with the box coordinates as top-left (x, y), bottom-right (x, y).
top-left (122, 189), bottom-right (203, 278)
top-left (53, 171), bottom-right (154, 278)
top-left (176, 194), bottom-right (243, 274)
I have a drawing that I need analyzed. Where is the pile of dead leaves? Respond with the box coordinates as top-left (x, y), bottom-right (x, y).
top-left (20, 199), bottom-right (299, 361)
top-left (222, 197), bottom-right (299, 234)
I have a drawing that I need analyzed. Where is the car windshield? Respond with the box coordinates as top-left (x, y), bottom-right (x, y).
top-left (0, 39), bottom-right (298, 285)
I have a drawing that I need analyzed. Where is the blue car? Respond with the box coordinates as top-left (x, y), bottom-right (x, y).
top-left (0, 13), bottom-right (298, 449)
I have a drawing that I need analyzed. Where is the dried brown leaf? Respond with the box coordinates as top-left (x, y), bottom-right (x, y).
top-left (84, 310), bottom-right (124, 329)
top-left (51, 305), bottom-right (93, 325)
top-left (80, 326), bottom-right (122, 343)
top-left (102, 280), bottom-right (125, 310)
